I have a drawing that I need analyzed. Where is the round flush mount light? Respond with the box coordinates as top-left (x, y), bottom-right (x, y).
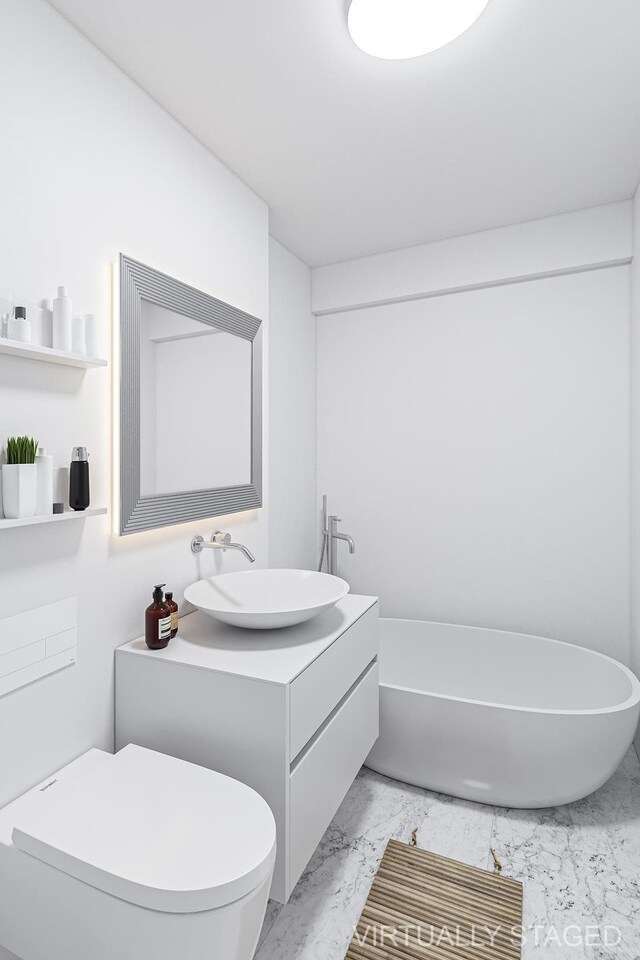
top-left (347, 0), bottom-right (490, 60)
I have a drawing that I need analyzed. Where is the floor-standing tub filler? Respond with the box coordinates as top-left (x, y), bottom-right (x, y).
top-left (366, 619), bottom-right (640, 808)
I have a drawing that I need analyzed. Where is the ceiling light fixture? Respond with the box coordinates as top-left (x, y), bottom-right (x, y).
top-left (347, 0), bottom-right (490, 60)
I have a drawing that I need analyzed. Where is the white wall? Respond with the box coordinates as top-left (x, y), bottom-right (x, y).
top-left (631, 184), bottom-right (640, 752)
top-left (0, 0), bottom-right (269, 807)
top-left (313, 201), bottom-right (633, 315)
top-left (317, 263), bottom-right (631, 663)
top-left (268, 240), bottom-right (317, 570)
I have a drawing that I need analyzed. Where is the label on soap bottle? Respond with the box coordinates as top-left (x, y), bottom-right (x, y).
top-left (158, 616), bottom-right (172, 641)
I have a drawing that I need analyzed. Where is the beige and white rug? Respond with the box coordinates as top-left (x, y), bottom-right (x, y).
top-left (346, 838), bottom-right (523, 959)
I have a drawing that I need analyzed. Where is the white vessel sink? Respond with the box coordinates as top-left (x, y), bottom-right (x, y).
top-left (184, 569), bottom-right (350, 630)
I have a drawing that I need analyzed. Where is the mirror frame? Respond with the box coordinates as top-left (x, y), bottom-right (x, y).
top-left (117, 253), bottom-right (263, 535)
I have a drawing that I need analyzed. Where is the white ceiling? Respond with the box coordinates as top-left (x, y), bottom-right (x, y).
top-left (48, 0), bottom-right (640, 266)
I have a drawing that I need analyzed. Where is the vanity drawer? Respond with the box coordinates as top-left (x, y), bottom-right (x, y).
top-left (288, 661), bottom-right (379, 892)
top-left (289, 601), bottom-right (378, 760)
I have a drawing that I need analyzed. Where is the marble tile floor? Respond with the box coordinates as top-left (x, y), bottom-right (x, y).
top-left (255, 747), bottom-right (640, 960)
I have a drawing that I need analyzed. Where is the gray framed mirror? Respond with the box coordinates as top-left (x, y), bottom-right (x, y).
top-left (117, 254), bottom-right (262, 535)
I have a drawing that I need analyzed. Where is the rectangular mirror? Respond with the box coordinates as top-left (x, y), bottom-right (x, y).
top-left (118, 254), bottom-right (262, 535)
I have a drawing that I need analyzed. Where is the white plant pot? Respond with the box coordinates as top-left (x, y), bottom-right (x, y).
top-left (2, 463), bottom-right (37, 519)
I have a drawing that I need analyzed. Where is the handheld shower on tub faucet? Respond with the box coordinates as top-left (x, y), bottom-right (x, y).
top-left (318, 495), bottom-right (355, 576)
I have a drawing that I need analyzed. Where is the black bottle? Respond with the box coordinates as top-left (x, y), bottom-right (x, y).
top-left (69, 446), bottom-right (90, 511)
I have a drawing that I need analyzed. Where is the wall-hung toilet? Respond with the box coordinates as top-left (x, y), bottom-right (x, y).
top-left (0, 744), bottom-right (276, 960)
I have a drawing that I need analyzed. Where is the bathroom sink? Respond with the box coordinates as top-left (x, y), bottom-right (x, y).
top-left (184, 569), bottom-right (349, 630)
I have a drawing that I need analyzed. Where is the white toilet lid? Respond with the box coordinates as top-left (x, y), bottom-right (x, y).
top-left (11, 744), bottom-right (276, 913)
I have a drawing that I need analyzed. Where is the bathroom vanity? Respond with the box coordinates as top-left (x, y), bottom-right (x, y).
top-left (115, 594), bottom-right (379, 903)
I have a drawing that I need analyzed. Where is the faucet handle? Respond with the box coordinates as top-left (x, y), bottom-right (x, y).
top-left (191, 535), bottom-right (205, 554)
top-left (211, 531), bottom-right (232, 546)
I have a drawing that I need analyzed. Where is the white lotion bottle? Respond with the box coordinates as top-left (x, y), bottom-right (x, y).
top-left (35, 445), bottom-right (54, 516)
top-left (84, 313), bottom-right (98, 357)
top-left (72, 316), bottom-right (86, 355)
top-left (52, 285), bottom-right (72, 352)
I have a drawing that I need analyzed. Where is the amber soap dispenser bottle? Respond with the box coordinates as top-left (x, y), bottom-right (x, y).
top-left (145, 584), bottom-right (172, 650)
top-left (165, 591), bottom-right (179, 638)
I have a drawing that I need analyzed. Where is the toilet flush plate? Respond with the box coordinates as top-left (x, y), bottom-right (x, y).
top-left (0, 598), bottom-right (77, 698)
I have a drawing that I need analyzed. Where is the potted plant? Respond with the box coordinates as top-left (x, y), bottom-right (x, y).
top-left (2, 436), bottom-right (38, 519)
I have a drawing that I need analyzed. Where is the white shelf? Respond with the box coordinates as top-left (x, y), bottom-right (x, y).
top-left (0, 338), bottom-right (107, 369)
top-left (0, 507), bottom-right (107, 530)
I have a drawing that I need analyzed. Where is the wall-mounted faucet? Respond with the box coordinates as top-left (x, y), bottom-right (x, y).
top-left (318, 495), bottom-right (355, 576)
top-left (191, 530), bottom-right (256, 563)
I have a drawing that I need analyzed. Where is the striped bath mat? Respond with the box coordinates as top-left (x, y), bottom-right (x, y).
top-left (346, 838), bottom-right (523, 959)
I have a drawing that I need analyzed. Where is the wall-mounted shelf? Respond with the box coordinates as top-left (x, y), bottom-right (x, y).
top-left (0, 338), bottom-right (107, 369)
top-left (0, 507), bottom-right (107, 530)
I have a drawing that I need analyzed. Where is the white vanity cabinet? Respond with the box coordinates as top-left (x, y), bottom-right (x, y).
top-left (115, 594), bottom-right (379, 903)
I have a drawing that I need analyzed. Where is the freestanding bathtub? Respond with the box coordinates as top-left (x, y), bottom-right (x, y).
top-left (366, 619), bottom-right (640, 808)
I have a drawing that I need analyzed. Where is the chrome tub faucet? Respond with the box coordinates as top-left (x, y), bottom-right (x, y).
top-left (318, 495), bottom-right (355, 575)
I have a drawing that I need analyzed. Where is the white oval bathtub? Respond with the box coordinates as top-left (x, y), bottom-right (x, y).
top-left (366, 619), bottom-right (640, 808)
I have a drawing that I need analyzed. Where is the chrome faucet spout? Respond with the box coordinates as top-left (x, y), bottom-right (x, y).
top-left (227, 542), bottom-right (256, 563)
top-left (332, 532), bottom-right (355, 554)
top-left (191, 530), bottom-right (255, 562)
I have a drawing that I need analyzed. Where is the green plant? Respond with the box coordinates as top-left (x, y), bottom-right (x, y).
top-left (6, 436), bottom-right (38, 465)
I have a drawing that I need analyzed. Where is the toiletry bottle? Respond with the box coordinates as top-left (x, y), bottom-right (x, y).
top-left (35, 445), bottom-right (53, 516)
top-left (72, 316), bottom-right (86, 355)
top-left (165, 591), bottom-right (179, 638)
top-left (145, 584), bottom-right (172, 649)
top-left (0, 288), bottom-right (13, 339)
top-left (84, 313), bottom-right (98, 357)
top-left (53, 286), bottom-right (72, 352)
top-left (10, 306), bottom-right (31, 344)
top-left (69, 446), bottom-right (90, 511)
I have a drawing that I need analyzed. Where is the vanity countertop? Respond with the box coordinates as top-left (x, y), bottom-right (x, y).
top-left (118, 593), bottom-right (378, 686)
